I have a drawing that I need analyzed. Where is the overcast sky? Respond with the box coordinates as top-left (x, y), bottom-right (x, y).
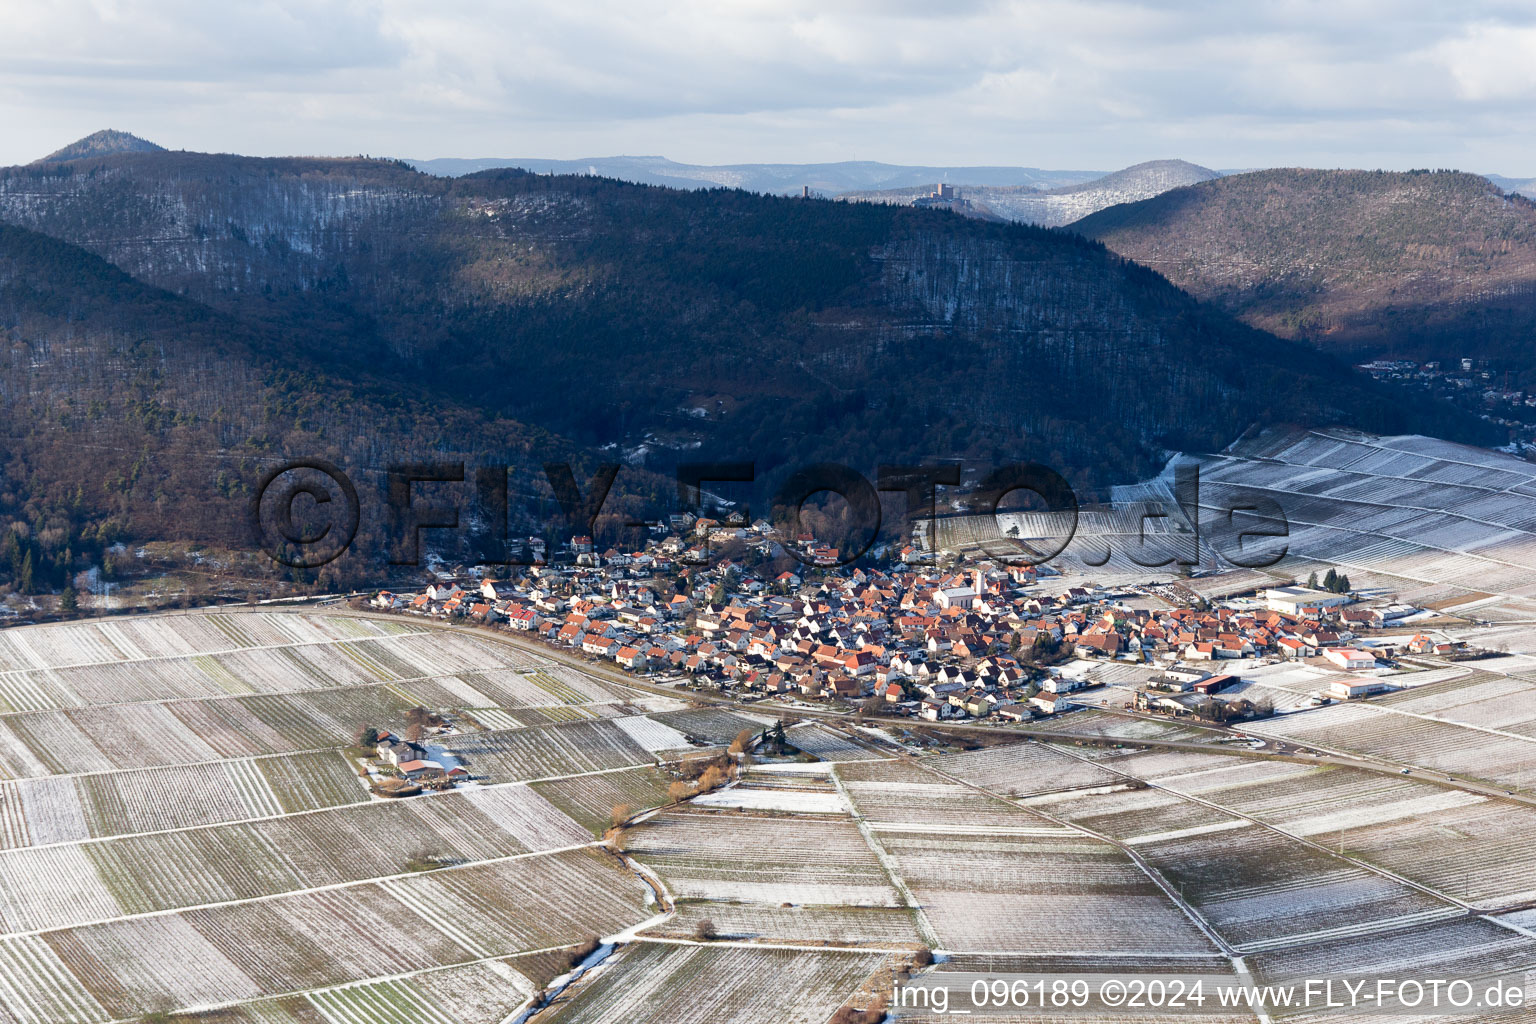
top-left (5, 0), bottom-right (1536, 173)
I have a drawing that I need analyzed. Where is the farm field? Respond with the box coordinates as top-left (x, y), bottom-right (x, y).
top-left (0, 780), bottom-right (597, 932)
top-left (1028, 747), bottom-right (1487, 949)
top-left (0, 610), bottom-right (761, 1021)
top-left (1020, 708), bottom-right (1226, 744)
top-left (448, 718), bottom-right (657, 782)
top-left (382, 847), bottom-right (653, 958)
top-left (1243, 702), bottom-right (1536, 791)
top-left (0, 614), bottom-right (622, 716)
top-left (452, 707), bottom-right (782, 784)
top-left (830, 755), bottom-right (1216, 955)
top-left (1043, 782), bottom-right (1244, 843)
top-left (0, 612), bottom-right (644, 739)
top-left (881, 827), bottom-right (1216, 954)
top-left (1190, 428), bottom-right (1536, 599)
top-left (27, 846), bottom-right (648, 1019)
top-left (690, 766), bottom-right (849, 814)
top-left (1118, 754), bottom-right (1536, 910)
top-left (3, 607), bottom-right (1533, 1020)
top-left (624, 807), bottom-right (902, 907)
top-left (652, 901), bottom-right (924, 946)
top-left (0, 684), bottom-right (418, 778)
top-left (652, 707), bottom-right (776, 744)
top-left (304, 957), bottom-right (539, 1024)
top-left (927, 739), bottom-right (1121, 797)
top-left (890, 954), bottom-right (1255, 1024)
top-left (63, 952), bottom-right (542, 1024)
top-left (1128, 823), bottom-right (1458, 951)
top-left (784, 724), bottom-right (888, 761)
top-left (539, 942), bottom-right (887, 1024)
top-left (838, 757), bottom-right (1072, 830)
top-left (0, 755), bottom-right (367, 849)
top-left (530, 766), bottom-right (677, 834)
top-left (1054, 746), bottom-right (1536, 948)
top-left (1248, 915), bottom-right (1536, 987)
top-left (0, 612), bottom-right (416, 674)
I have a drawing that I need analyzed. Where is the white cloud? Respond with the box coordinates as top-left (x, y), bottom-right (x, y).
top-left (1436, 23), bottom-right (1536, 101)
top-left (1, 0), bottom-right (1535, 171)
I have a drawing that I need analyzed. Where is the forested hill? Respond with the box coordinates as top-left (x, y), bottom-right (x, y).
top-left (0, 149), bottom-right (1492, 543)
top-left (0, 223), bottom-right (633, 590)
top-left (1071, 168), bottom-right (1536, 365)
top-left (33, 129), bottom-right (164, 163)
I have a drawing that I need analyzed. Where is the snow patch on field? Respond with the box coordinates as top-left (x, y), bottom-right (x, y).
top-left (1124, 818), bottom-right (1251, 846)
top-left (614, 716), bottom-right (692, 753)
top-left (1013, 784), bottom-right (1135, 805)
top-left (691, 788), bottom-right (849, 814)
top-left (749, 761), bottom-right (833, 775)
top-left (869, 822), bottom-right (1072, 836)
top-left (665, 877), bottom-right (901, 907)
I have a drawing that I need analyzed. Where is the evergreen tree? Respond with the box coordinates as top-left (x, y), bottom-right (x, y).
top-left (1306, 571), bottom-right (1318, 589)
top-left (18, 551), bottom-right (33, 595)
top-left (1322, 568), bottom-right (1338, 592)
top-left (58, 587), bottom-right (77, 612)
top-left (1337, 574), bottom-right (1351, 594)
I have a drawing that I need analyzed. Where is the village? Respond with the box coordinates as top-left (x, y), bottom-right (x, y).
top-left (365, 515), bottom-right (1485, 733)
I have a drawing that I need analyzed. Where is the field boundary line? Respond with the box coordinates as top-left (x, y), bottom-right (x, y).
top-left (0, 760), bottom-right (661, 854)
top-left (829, 764), bottom-right (944, 949)
top-left (92, 936), bottom-right (599, 1024)
top-left (0, 623), bottom-right (436, 685)
top-left (0, 839), bottom-right (610, 942)
top-left (0, 658), bottom-right (613, 721)
top-left (1045, 741), bottom-right (1477, 915)
top-left (919, 757), bottom-right (1237, 959)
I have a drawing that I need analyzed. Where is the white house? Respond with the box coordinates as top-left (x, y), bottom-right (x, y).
top-left (1040, 675), bottom-right (1086, 694)
top-left (1029, 692), bottom-right (1072, 714)
top-left (936, 587), bottom-right (976, 610)
top-left (1328, 676), bottom-right (1394, 699)
top-left (1265, 586), bottom-right (1350, 615)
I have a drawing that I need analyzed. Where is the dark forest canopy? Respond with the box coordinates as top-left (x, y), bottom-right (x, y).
top-left (0, 153), bottom-right (1496, 583)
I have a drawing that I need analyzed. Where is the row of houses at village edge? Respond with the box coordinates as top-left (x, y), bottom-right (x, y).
top-left (366, 536), bottom-right (1436, 723)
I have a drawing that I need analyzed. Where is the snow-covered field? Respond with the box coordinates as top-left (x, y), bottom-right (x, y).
top-left (0, 610), bottom-right (751, 1021)
top-left (541, 943), bottom-right (887, 1024)
top-left (2, 607), bottom-right (1532, 1020)
top-left (625, 810), bottom-right (901, 907)
top-left (691, 786), bottom-right (849, 814)
top-left (943, 426), bottom-right (1536, 603)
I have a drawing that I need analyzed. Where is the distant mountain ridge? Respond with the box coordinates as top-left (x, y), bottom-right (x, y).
top-left (1071, 167), bottom-right (1536, 365)
top-left (405, 154), bottom-right (1107, 195)
top-left (839, 159), bottom-right (1220, 227)
top-left (1484, 173), bottom-right (1536, 198)
top-left (34, 130), bottom-right (164, 164)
